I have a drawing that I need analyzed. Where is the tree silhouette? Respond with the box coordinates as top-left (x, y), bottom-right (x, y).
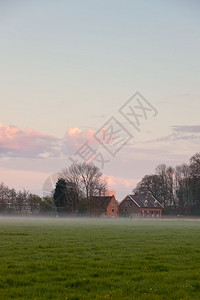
top-left (53, 178), bottom-right (78, 214)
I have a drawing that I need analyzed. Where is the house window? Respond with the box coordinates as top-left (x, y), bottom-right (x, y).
top-left (141, 210), bottom-right (144, 217)
top-left (152, 211), bottom-right (154, 217)
top-left (147, 210), bottom-right (149, 217)
top-left (156, 211), bottom-right (159, 217)
top-left (112, 209), bottom-right (114, 212)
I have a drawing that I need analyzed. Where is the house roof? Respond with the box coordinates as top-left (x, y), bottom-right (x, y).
top-left (91, 196), bottom-right (114, 211)
top-left (123, 194), bottom-right (163, 209)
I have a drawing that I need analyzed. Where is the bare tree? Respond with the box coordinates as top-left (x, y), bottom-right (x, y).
top-left (175, 164), bottom-right (190, 207)
top-left (134, 153), bottom-right (200, 213)
top-left (28, 194), bottom-right (42, 214)
top-left (15, 190), bottom-right (29, 214)
top-left (190, 153), bottom-right (200, 167)
top-left (134, 174), bottom-right (163, 201)
top-left (189, 153), bottom-right (200, 205)
top-left (0, 183), bottom-right (9, 212)
top-left (60, 162), bottom-right (107, 213)
top-left (165, 166), bottom-right (175, 207)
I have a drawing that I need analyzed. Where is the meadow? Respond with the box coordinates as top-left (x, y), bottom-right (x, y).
top-left (0, 217), bottom-right (200, 300)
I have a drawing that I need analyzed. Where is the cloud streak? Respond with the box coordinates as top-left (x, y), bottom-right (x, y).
top-left (145, 125), bottom-right (200, 144)
top-left (172, 125), bottom-right (200, 133)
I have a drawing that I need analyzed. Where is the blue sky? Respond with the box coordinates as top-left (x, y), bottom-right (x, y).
top-left (0, 1), bottom-right (200, 199)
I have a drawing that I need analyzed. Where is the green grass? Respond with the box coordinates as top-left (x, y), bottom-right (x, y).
top-left (0, 218), bottom-right (200, 299)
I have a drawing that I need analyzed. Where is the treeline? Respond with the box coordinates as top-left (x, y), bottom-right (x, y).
top-left (0, 162), bottom-right (107, 216)
top-left (134, 152), bottom-right (200, 215)
top-left (0, 183), bottom-right (55, 215)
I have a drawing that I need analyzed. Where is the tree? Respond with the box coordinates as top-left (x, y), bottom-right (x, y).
top-left (40, 196), bottom-right (56, 215)
top-left (53, 178), bottom-right (68, 214)
top-left (189, 153), bottom-right (200, 206)
top-left (0, 182), bottom-right (9, 212)
top-left (190, 153), bottom-right (200, 167)
top-left (28, 194), bottom-right (42, 214)
top-left (15, 190), bottom-right (29, 214)
top-left (155, 164), bottom-right (169, 206)
top-left (174, 164), bottom-right (190, 207)
top-left (134, 174), bottom-right (163, 200)
top-left (134, 153), bottom-right (200, 214)
top-left (8, 188), bottom-right (17, 213)
top-left (135, 164), bottom-right (176, 208)
top-left (60, 162), bottom-right (107, 214)
top-left (53, 178), bottom-right (78, 214)
top-left (165, 166), bottom-right (176, 207)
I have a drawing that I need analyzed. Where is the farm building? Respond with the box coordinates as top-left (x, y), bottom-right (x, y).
top-left (119, 193), bottom-right (163, 218)
top-left (90, 195), bottom-right (118, 217)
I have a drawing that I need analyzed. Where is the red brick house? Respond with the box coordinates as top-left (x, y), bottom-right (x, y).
top-left (119, 193), bottom-right (163, 218)
top-left (91, 195), bottom-right (118, 217)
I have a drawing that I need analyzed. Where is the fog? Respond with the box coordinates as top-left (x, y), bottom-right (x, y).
top-left (0, 215), bottom-right (200, 224)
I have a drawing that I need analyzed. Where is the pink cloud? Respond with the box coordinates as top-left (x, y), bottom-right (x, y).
top-left (105, 174), bottom-right (140, 200)
top-left (0, 123), bottom-right (61, 158)
top-left (67, 127), bottom-right (82, 136)
top-left (62, 126), bottom-right (97, 154)
top-left (106, 175), bottom-right (136, 187)
top-left (0, 123), bottom-right (98, 159)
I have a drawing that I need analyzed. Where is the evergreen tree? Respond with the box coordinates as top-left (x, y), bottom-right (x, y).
top-left (53, 178), bottom-right (68, 214)
top-left (53, 178), bottom-right (79, 214)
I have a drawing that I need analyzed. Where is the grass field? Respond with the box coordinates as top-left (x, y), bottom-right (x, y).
top-left (0, 218), bottom-right (200, 300)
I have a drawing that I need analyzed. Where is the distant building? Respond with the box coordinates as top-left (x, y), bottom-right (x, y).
top-left (91, 195), bottom-right (118, 217)
top-left (119, 193), bottom-right (163, 218)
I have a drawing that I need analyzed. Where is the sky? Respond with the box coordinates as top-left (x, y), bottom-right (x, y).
top-left (0, 0), bottom-right (200, 200)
